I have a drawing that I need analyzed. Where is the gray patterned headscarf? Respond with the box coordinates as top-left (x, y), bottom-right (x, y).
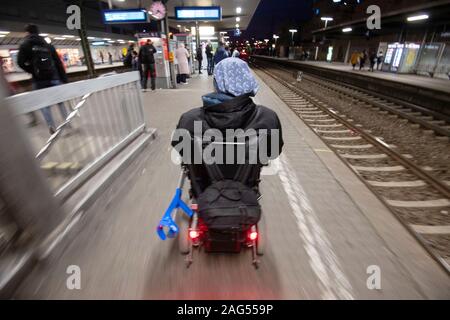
top-left (213, 57), bottom-right (259, 97)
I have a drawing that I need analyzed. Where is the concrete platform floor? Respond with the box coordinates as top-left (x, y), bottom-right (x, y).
top-left (12, 71), bottom-right (450, 299)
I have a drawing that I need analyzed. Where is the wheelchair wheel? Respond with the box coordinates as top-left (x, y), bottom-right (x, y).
top-left (175, 208), bottom-right (190, 255)
top-left (256, 213), bottom-right (266, 256)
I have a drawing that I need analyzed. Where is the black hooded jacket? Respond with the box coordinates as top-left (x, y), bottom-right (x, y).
top-left (17, 34), bottom-right (67, 83)
top-left (171, 93), bottom-right (284, 159)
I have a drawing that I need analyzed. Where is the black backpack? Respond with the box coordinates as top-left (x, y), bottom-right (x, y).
top-left (197, 163), bottom-right (261, 231)
top-left (31, 44), bottom-right (56, 81)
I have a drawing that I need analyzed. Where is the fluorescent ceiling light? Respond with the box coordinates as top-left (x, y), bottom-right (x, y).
top-left (87, 36), bottom-right (96, 39)
top-left (407, 14), bottom-right (429, 22)
top-left (236, 7), bottom-right (242, 14)
top-left (236, 17), bottom-right (240, 22)
top-left (54, 37), bottom-right (65, 40)
top-left (0, 31), bottom-right (10, 34)
top-left (289, 29), bottom-right (298, 33)
top-left (103, 38), bottom-right (111, 41)
top-left (198, 26), bottom-right (215, 36)
top-left (321, 17), bottom-right (333, 21)
top-left (342, 27), bottom-right (352, 32)
top-left (62, 35), bottom-right (74, 38)
top-left (0, 35), bottom-right (6, 38)
top-left (39, 33), bottom-right (49, 36)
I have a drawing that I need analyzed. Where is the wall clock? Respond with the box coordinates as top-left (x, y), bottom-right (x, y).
top-left (150, 1), bottom-right (167, 20)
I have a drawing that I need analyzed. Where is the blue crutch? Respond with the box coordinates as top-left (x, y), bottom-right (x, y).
top-left (157, 168), bottom-right (193, 240)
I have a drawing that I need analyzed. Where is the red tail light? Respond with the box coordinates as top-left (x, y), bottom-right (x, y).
top-left (189, 230), bottom-right (200, 239)
top-left (249, 231), bottom-right (258, 241)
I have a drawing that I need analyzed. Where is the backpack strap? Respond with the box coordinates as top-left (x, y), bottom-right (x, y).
top-left (193, 136), bottom-right (224, 183)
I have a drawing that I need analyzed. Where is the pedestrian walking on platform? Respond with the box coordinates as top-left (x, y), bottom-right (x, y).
top-left (350, 51), bottom-right (360, 70)
top-left (123, 43), bottom-right (135, 69)
top-left (139, 39), bottom-right (157, 91)
top-left (213, 41), bottom-right (229, 65)
top-left (359, 50), bottom-right (368, 71)
top-left (376, 50), bottom-right (384, 71)
top-left (131, 51), bottom-right (139, 71)
top-left (205, 40), bottom-right (214, 75)
top-left (196, 45), bottom-right (203, 74)
top-left (18, 24), bottom-right (69, 135)
top-left (369, 51), bottom-right (377, 72)
top-left (175, 43), bottom-right (190, 84)
top-left (232, 47), bottom-right (240, 58)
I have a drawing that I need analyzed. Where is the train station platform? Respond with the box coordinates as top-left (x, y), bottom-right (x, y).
top-left (12, 71), bottom-right (450, 299)
top-left (259, 57), bottom-right (450, 94)
top-left (5, 62), bottom-right (125, 83)
top-left (253, 56), bottom-right (450, 117)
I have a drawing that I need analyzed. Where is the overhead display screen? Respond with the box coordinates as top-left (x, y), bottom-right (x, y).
top-left (175, 6), bottom-right (222, 21)
top-left (102, 9), bottom-right (148, 24)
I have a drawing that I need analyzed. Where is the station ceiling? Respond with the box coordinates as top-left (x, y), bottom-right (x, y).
top-left (103, 0), bottom-right (261, 32)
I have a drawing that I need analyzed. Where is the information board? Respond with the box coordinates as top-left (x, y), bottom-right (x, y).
top-left (175, 6), bottom-right (222, 21)
top-left (102, 9), bottom-right (148, 24)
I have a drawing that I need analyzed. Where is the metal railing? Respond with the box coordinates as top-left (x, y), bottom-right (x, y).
top-left (5, 71), bottom-right (147, 200)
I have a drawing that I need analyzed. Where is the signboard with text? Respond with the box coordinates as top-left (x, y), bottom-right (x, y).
top-left (102, 9), bottom-right (148, 24)
top-left (175, 6), bottom-right (222, 21)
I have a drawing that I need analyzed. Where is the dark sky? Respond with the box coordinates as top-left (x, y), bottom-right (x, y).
top-left (244, 0), bottom-right (313, 39)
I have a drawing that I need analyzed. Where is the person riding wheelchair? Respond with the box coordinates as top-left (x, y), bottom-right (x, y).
top-left (159, 58), bottom-right (283, 267)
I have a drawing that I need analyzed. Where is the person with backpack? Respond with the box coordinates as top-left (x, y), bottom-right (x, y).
top-left (139, 39), bottom-right (157, 92)
top-left (171, 57), bottom-right (283, 183)
top-left (17, 24), bottom-right (69, 135)
top-left (170, 58), bottom-right (283, 232)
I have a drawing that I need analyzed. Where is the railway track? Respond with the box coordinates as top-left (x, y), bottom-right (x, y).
top-left (253, 64), bottom-right (450, 274)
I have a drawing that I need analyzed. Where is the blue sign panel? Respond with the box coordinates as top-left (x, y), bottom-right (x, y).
top-left (175, 6), bottom-right (222, 21)
top-left (102, 9), bottom-right (148, 24)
